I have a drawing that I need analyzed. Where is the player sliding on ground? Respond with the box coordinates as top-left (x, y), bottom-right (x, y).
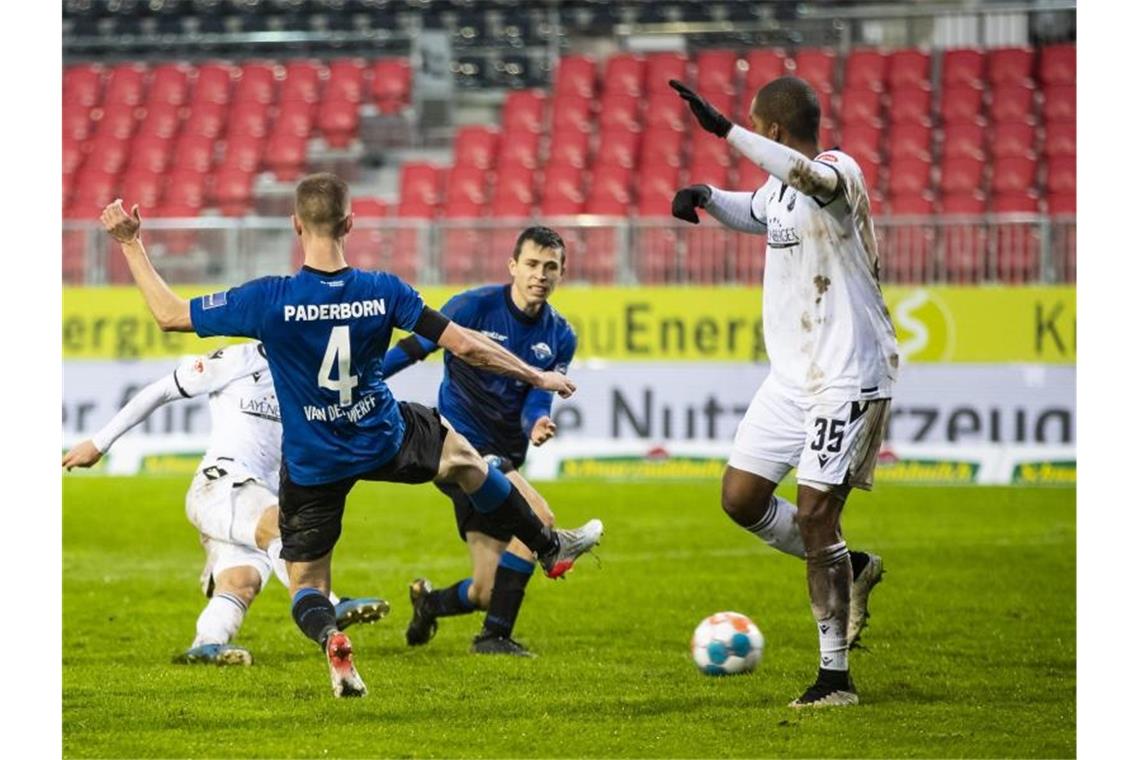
top-left (98, 173), bottom-right (603, 698)
top-left (383, 226), bottom-right (594, 657)
top-left (670, 76), bottom-right (897, 708)
top-left (62, 342), bottom-right (389, 665)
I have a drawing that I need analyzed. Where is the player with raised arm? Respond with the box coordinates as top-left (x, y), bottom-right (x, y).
top-left (62, 342), bottom-right (389, 665)
top-left (670, 77), bottom-right (896, 708)
top-left (98, 172), bottom-right (602, 698)
top-left (382, 226), bottom-right (590, 657)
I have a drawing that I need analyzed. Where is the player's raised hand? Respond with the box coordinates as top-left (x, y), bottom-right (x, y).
top-left (537, 371), bottom-right (576, 399)
top-left (100, 199), bottom-right (142, 244)
top-left (672, 184), bottom-right (713, 224)
top-left (62, 439), bottom-right (103, 471)
top-left (669, 80), bottom-right (732, 138)
top-left (530, 416), bottom-right (558, 447)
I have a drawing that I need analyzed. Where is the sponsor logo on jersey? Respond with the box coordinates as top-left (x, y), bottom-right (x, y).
top-left (481, 330), bottom-right (508, 341)
top-left (531, 342), bottom-right (553, 360)
top-left (767, 221), bottom-right (801, 249)
top-left (202, 292), bottom-right (227, 310)
top-left (320, 280), bottom-right (346, 287)
top-left (817, 153), bottom-right (839, 163)
top-left (240, 397), bottom-right (281, 423)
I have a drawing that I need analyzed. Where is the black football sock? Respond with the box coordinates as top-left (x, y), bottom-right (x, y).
top-left (480, 553), bottom-right (535, 639)
top-left (425, 578), bottom-right (477, 618)
top-left (850, 550), bottom-right (870, 578)
top-left (467, 469), bottom-right (557, 556)
top-left (292, 588), bottom-right (338, 647)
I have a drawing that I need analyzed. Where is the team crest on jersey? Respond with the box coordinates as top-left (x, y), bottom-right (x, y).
top-left (531, 342), bottom-right (553, 360)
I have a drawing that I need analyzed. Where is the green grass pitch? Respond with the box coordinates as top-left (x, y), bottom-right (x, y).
top-left (63, 476), bottom-right (1075, 758)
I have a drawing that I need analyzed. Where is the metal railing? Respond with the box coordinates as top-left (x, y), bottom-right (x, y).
top-left (62, 214), bottom-right (1076, 287)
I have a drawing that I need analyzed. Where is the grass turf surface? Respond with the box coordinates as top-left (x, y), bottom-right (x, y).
top-left (63, 477), bottom-right (1075, 758)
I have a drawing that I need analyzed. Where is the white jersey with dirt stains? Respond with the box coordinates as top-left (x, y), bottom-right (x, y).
top-left (173, 342), bottom-right (282, 492)
top-left (748, 149), bottom-right (899, 401)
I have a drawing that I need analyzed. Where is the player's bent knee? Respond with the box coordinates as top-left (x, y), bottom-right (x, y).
top-left (214, 566), bottom-right (262, 607)
top-left (720, 470), bottom-right (776, 525)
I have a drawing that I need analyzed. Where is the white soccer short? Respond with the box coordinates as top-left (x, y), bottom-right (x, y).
top-left (728, 378), bottom-right (890, 491)
top-left (185, 470), bottom-right (277, 594)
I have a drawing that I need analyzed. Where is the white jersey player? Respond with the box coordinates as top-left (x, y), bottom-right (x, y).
top-left (63, 342), bottom-right (389, 665)
top-left (670, 76), bottom-right (895, 708)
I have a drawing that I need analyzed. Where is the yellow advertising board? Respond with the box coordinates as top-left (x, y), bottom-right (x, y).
top-left (62, 285), bottom-right (1075, 363)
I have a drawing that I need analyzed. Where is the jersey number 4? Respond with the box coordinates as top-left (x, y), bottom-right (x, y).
top-left (319, 325), bottom-right (358, 406)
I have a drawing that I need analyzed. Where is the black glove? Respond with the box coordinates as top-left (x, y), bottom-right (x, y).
top-left (672, 184), bottom-right (712, 224)
top-left (669, 80), bottom-right (732, 138)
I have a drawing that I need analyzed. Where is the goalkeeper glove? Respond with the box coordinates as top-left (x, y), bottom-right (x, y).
top-left (671, 184), bottom-right (713, 224)
top-left (669, 80), bottom-right (732, 138)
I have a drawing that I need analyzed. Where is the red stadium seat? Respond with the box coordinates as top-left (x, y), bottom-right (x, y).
top-left (147, 64), bottom-right (191, 107)
top-left (551, 93), bottom-right (594, 134)
top-left (886, 49), bottom-right (931, 91)
top-left (492, 161), bottom-right (536, 212)
top-left (227, 101), bottom-right (271, 139)
top-left (639, 127), bottom-right (684, 170)
top-left (941, 193), bottom-right (986, 214)
top-left (318, 98), bottom-right (360, 148)
top-left (734, 159), bottom-right (769, 191)
top-left (645, 90), bottom-right (687, 132)
top-left (881, 195), bottom-right (935, 283)
top-left (689, 158), bottom-right (729, 189)
top-left (940, 86), bottom-right (984, 125)
top-left (857, 159), bottom-right (881, 196)
top-left (941, 49), bottom-right (985, 89)
top-left (841, 124), bottom-right (881, 160)
top-left (399, 162), bottom-right (443, 208)
top-left (1047, 192), bottom-right (1076, 214)
top-left (991, 122), bottom-right (1037, 160)
top-left (274, 100), bottom-right (315, 138)
top-left (498, 128), bottom-right (541, 169)
top-left (128, 134), bottom-right (173, 174)
top-left (183, 101), bottom-right (227, 139)
top-left (696, 49), bottom-right (740, 95)
top-left (1046, 155), bottom-right (1076, 195)
top-left (86, 133), bottom-right (130, 174)
top-left (234, 61), bottom-right (278, 105)
top-left (283, 60), bottom-right (324, 105)
top-left (104, 64), bottom-right (147, 107)
top-left (501, 89), bottom-right (546, 133)
top-left (453, 125), bottom-right (500, 171)
top-left (691, 134), bottom-right (731, 167)
top-left (72, 167), bottom-right (118, 210)
top-left (490, 190), bottom-right (534, 218)
top-left (991, 156), bottom-right (1038, 196)
top-left (63, 104), bottom-right (93, 142)
top-left (940, 193), bottom-right (988, 282)
top-left (1043, 121), bottom-right (1076, 158)
top-left (63, 138), bottom-right (85, 176)
top-left (94, 102), bottom-right (138, 140)
top-left (554, 55), bottom-right (597, 99)
top-left (136, 101), bottom-right (182, 140)
top-left (942, 122), bottom-right (986, 161)
top-left (889, 86), bottom-right (932, 126)
top-left (172, 133), bottom-right (216, 173)
top-left (889, 122), bottom-right (932, 162)
top-left (1039, 44), bottom-right (1076, 87)
top-left (211, 168), bottom-right (254, 216)
top-left (987, 47), bottom-right (1035, 87)
top-left (547, 127), bottom-right (590, 169)
top-left (992, 192), bottom-right (1039, 213)
top-left (440, 206), bottom-right (489, 283)
top-left (595, 127), bottom-right (641, 170)
top-left (598, 92), bottom-right (641, 133)
top-left (888, 157), bottom-right (931, 197)
top-left (64, 64), bottom-right (103, 108)
top-left (888, 195), bottom-right (934, 215)
top-left (938, 157), bottom-right (984, 196)
top-left (221, 133), bottom-right (264, 173)
top-left (445, 163), bottom-right (488, 207)
top-left (745, 50), bottom-right (788, 92)
top-left (840, 87), bottom-right (882, 127)
top-left (541, 163), bottom-right (585, 215)
top-left (264, 131), bottom-right (308, 180)
top-left (327, 58), bottom-right (367, 103)
top-left (371, 58), bottom-right (412, 113)
top-left (604, 54), bottom-right (646, 97)
top-left (793, 48), bottom-right (836, 94)
top-left (164, 170), bottom-right (208, 209)
top-left (989, 84), bottom-right (1036, 125)
top-left (194, 63), bottom-right (235, 105)
top-left (845, 146), bottom-right (880, 178)
top-left (645, 52), bottom-right (689, 95)
top-left (991, 192), bottom-right (1042, 283)
top-left (844, 49), bottom-right (887, 91)
top-left (120, 170), bottom-right (164, 213)
top-left (589, 163), bottom-right (632, 209)
top-left (1043, 85), bottom-right (1076, 123)
top-left (636, 163), bottom-right (681, 215)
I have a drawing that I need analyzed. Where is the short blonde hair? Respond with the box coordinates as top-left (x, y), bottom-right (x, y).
top-left (295, 172), bottom-right (350, 237)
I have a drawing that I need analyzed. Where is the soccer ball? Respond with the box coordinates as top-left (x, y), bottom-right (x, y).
top-left (691, 612), bottom-right (764, 676)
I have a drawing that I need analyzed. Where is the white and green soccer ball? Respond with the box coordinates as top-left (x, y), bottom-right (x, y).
top-left (691, 612), bottom-right (764, 676)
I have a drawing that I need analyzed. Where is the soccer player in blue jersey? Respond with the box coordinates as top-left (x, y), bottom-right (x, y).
top-left (382, 226), bottom-right (586, 657)
top-left (98, 174), bottom-right (603, 698)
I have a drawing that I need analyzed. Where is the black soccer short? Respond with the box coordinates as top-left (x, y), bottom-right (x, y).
top-left (278, 402), bottom-right (448, 562)
top-left (438, 448), bottom-right (523, 543)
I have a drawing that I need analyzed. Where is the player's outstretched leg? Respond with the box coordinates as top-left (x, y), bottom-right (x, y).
top-left (473, 547), bottom-right (536, 656)
top-left (293, 587), bottom-right (366, 698)
top-left (540, 518), bottom-right (604, 578)
top-left (406, 577), bottom-right (478, 646)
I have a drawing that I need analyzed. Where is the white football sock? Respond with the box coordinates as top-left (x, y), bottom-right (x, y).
top-left (191, 592), bottom-right (247, 647)
top-left (266, 538), bottom-right (290, 589)
top-left (806, 542), bottom-right (851, 672)
top-left (745, 495), bottom-right (806, 558)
